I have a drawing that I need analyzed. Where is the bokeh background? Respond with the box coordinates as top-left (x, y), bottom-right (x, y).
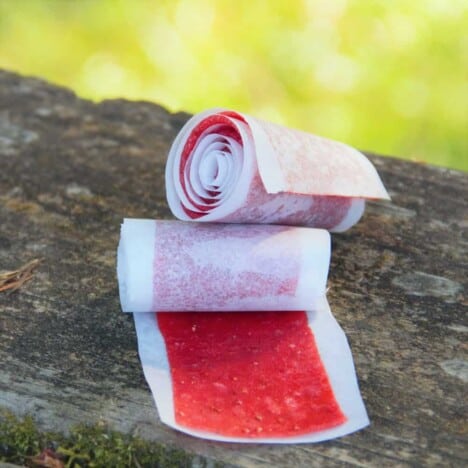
top-left (0, 0), bottom-right (466, 170)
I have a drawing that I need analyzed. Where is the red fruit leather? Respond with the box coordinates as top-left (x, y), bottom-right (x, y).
top-left (157, 311), bottom-right (346, 437)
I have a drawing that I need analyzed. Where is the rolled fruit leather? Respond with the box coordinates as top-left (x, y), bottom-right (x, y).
top-left (117, 219), bottom-right (331, 313)
top-left (166, 108), bottom-right (390, 232)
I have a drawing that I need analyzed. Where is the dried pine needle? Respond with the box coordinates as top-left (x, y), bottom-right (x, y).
top-left (0, 258), bottom-right (43, 293)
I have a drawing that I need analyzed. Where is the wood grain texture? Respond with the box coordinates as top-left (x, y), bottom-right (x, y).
top-left (0, 69), bottom-right (466, 467)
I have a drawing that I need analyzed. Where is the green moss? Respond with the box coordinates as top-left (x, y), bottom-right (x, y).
top-left (0, 409), bottom-right (203, 467)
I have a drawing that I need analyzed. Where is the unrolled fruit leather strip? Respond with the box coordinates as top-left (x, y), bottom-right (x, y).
top-left (117, 219), bottom-right (331, 313)
top-left (133, 302), bottom-right (369, 443)
top-left (166, 109), bottom-right (390, 232)
top-left (117, 219), bottom-right (369, 442)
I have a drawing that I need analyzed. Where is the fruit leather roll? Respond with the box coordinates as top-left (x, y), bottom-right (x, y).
top-left (117, 219), bottom-right (369, 442)
top-left (166, 109), bottom-right (389, 232)
top-left (117, 219), bottom-right (331, 312)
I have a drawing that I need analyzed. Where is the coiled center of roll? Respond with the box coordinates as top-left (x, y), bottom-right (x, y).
top-left (179, 113), bottom-right (246, 219)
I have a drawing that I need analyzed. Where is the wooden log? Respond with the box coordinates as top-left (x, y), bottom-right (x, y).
top-left (0, 69), bottom-right (466, 467)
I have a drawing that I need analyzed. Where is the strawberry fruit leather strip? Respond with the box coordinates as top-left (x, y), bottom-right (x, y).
top-left (119, 219), bottom-right (370, 442)
top-left (157, 311), bottom-right (346, 437)
top-left (166, 108), bottom-right (390, 232)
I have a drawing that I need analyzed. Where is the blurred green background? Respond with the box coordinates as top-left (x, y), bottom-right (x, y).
top-left (0, 0), bottom-right (466, 170)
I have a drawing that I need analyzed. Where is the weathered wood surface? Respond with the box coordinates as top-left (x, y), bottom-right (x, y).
top-left (0, 69), bottom-right (466, 467)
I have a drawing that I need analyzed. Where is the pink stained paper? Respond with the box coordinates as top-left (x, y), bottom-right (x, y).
top-left (117, 219), bottom-right (330, 313)
top-left (166, 109), bottom-right (390, 232)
